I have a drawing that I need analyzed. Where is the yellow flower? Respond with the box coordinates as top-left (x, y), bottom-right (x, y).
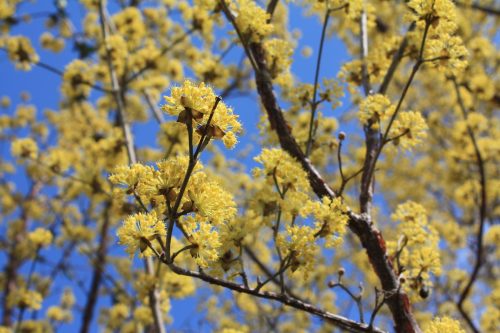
top-left (140, 156), bottom-right (196, 198)
top-left (277, 225), bottom-right (317, 280)
top-left (39, 32), bottom-right (64, 53)
top-left (187, 172), bottom-right (237, 226)
top-left (162, 80), bottom-right (242, 149)
top-left (28, 228), bottom-right (53, 247)
top-left (0, 96), bottom-right (11, 109)
top-left (388, 201), bottom-right (441, 299)
top-left (109, 163), bottom-right (154, 194)
top-left (181, 216), bottom-right (222, 268)
top-left (390, 111), bottom-right (428, 150)
top-left (7, 289), bottom-right (43, 310)
top-left (358, 94), bottom-right (394, 125)
top-left (133, 306), bottom-right (153, 325)
top-left (263, 38), bottom-right (294, 80)
top-left (253, 148), bottom-right (311, 193)
top-left (423, 316), bottom-right (465, 333)
top-left (5, 36), bottom-right (39, 70)
top-left (300, 197), bottom-right (348, 248)
top-left (232, 0), bottom-right (274, 42)
top-left (61, 60), bottom-right (94, 101)
top-left (99, 34), bottom-right (128, 76)
top-left (112, 7), bottom-right (145, 49)
top-left (117, 211), bottom-right (166, 258)
top-left (162, 270), bottom-right (196, 298)
top-left (46, 306), bottom-right (72, 322)
top-left (407, 0), bottom-right (456, 22)
top-left (11, 137), bottom-right (38, 159)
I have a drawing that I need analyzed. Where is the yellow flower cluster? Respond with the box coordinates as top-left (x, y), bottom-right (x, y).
top-left (5, 36), bottom-right (39, 70)
top-left (192, 54), bottom-right (231, 88)
top-left (300, 197), bottom-right (348, 248)
top-left (39, 32), bottom-right (65, 53)
top-left (232, 0), bottom-right (274, 42)
top-left (99, 35), bottom-right (128, 76)
top-left (0, 0), bottom-right (18, 19)
top-left (61, 60), bottom-right (94, 101)
top-left (252, 148), bottom-right (311, 193)
top-left (424, 33), bottom-right (468, 75)
top-left (116, 211), bottom-right (165, 258)
top-left (7, 288), bottom-right (43, 310)
top-left (407, 0), bottom-right (468, 75)
top-left (11, 137), bottom-right (38, 159)
top-left (389, 111), bottom-right (428, 150)
top-left (358, 94), bottom-right (394, 125)
top-left (162, 80), bottom-right (242, 149)
top-left (112, 7), bottom-right (145, 49)
top-left (277, 225), bottom-right (317, 279)
top-left (407, 0), bottom-right (456, 21)
top-left (181, 216), bottom-right (222, 268)
top-left (263, 38), bottom-right (294, 80)
top-left (46, 305), bottom-right (72, 323)
top-left (28, 228), bottom-right (53, 247)
top-left (423, 316), bottom-right (465, 333)
top-left (389, 201), bottom-right (441, 297)
top-left (111, 155), bottom-right (237, 266)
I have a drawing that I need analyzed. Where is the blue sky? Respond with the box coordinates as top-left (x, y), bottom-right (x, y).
top-left (0, 1), bottom-right (356, 331)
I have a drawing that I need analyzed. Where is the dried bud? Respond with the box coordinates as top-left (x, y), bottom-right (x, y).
top-left (338, 132), bottom-right (346, 141)
top-left (399, 274), bottom-right (406, 284)
top-left (338, 267), bottom-right (345, 276)
top-left (419, 285), bottom-right (430, 299)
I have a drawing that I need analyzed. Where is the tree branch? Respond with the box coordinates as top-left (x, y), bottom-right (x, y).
top-left (97, 2), bottom-right (166, 333)
top-left (453, 78), bottom-right (487, 333)
top-left (168, 263), bottom-right (386, 333)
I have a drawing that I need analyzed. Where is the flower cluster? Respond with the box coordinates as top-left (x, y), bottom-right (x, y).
top-left (4, 36), bottom-right (39, 70)
top-left (423, 316), bottom-right (465, 333)
top-left (116, 211), bottom-right (165, 258)
top-left (112, 7), bottom-right (145, 49)
top-left (252, 148), bottom-right (311, 193)
top-left (111, 155), bottom-right (237, 264)
top-left (11, 137), bottom-right (38, 159)
top-left (232, 0), bottom-right (274, 42)
top-left (389, 111), bottom-right (428, 150)
top-left (358, 94), bottom-right (394, 125)
top-left (300, 196), bottom-right (348, 248)
top-left (40, 32), bottom-right (65, 53)
top-left (263, 38), bottom-right (294, 81)
top-left (277, 225), bottom-right (317, 278)
top-left (99, 35), bottom-right (128, 76)
top-left (162, 80), bottom-right (242, 149)
top-left (388, 201), bottom-right (441, 299)
top-left (407, 0), bottom-right (468, 75)
top-left (61, 60), bottom-right (94, 101)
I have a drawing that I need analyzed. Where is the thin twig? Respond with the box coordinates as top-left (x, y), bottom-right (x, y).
top-left (453, 78), bottom-right (487, 333)
top-left (329, 282), bottom-right (364, 323)
top-left (168, 262), bottom-right (386, 333)
top-left (97, 2), bottom-right (165, 333)
top-left (305, 8), bottom-right (331, 156)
